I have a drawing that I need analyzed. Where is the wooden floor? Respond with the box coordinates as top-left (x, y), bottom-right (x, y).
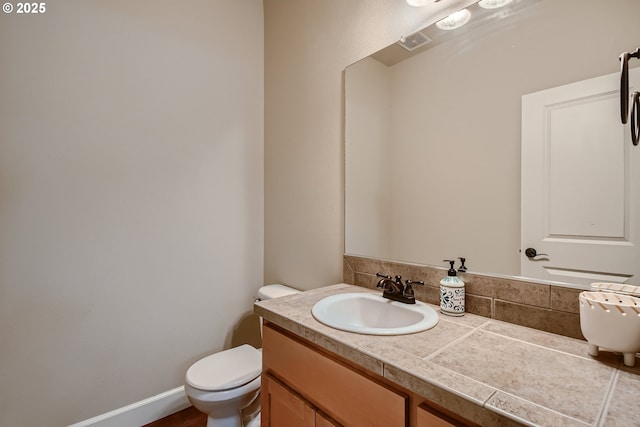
top-left (142, 406), bottom-right (206, 427)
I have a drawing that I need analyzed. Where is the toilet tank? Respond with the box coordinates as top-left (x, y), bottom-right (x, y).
top-left (257, 284), bottom-right (299, 300)
top-left (256, 284), bottom-right (299, 342)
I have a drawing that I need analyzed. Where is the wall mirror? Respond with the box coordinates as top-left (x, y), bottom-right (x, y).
top-left (345, 0), bottom-right (640, 288)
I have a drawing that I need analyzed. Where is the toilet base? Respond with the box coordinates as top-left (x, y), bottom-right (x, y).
top-left (245, 412), bottom-right (260, 427)
top-left (206, 412), bottom-right (241, 427)
top-left (204, 409), bottom-right (260, 427)
top-left (185, 379), bottom-right (260, 427)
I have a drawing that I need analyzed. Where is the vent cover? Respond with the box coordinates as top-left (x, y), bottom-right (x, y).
top-left (397, 31), bottom-right (432, 51)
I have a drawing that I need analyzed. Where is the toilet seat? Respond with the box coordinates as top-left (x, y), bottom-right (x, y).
top-left (186, 344), bottom-right (262, 391)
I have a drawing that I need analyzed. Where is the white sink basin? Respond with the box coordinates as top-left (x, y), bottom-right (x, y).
top-left (311, 292), bottom-right (439, 335)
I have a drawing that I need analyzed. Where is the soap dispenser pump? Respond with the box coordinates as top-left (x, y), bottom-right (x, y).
top-left (440, 259), bottom-right (465, 316)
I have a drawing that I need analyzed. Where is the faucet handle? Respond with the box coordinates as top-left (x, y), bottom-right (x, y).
top-left (376, 273), bottom-right (392, 279)
top-left (402, 279), bottom-right (424, 298)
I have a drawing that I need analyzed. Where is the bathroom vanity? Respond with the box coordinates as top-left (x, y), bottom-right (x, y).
top-left (255, 284), bottom-right (640, 426)
top-left (262, 322), bottom-right (469, 427)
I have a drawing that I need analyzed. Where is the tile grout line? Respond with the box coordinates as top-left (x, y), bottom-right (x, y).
top-left (482, 330), bottom-right (601, 363)
top-left (387, 353), bottom-right (588, 427)
top-left (382, 357), bottom-right (500, 410)
top-left (421, 322), bottom-right (615, 425)
top-left (355, 320), bottom-right (501, 406)
top-left (422, 319), bottom-right (492, 362)
top-left (485, 388), bottom-right (593, 426)
top-left (476, 327), bottom-right (602, 363)
top-left (482, 389), bottom-right (498, 408)
top-left (595, 367), bottom-right (621, 427)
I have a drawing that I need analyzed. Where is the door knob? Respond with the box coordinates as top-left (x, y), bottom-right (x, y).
top-left (524, 247), bottom-right (548, 259)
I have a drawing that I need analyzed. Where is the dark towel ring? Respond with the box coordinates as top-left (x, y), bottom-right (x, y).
top-left (631, 91), bottom-right (640, 146)
top-left (621, 51), bottom-right (630, 124)
top-left (620, 48), bottom-right (640, 125)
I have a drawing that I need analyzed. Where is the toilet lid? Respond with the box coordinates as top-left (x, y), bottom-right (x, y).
top-left (257, 284), bottom-right (299, 300)
top-left (186, 344), bottom-right (262, 391)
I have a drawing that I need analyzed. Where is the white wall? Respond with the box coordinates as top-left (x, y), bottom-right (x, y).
top-left (264, 0), bottom-right (475, 289)
top-left (0, 1), bottom-right (264, 426)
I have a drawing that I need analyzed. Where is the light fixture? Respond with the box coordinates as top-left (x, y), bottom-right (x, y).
top-left (478, 0), bottom-right (513, 9)
top-left (436, 9), bottom-right (471, 31)
top-left (406, 0), bottom-right (431, 6)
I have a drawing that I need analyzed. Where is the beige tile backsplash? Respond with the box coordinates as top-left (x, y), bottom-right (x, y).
top-left (343, 255), bottom-right (584, 340)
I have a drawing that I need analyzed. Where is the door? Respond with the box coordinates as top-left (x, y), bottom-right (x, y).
top-left (521, 68), bottom-right (640, 287)
top-left (416, 403), bottom-right (469, 427)
top-left (316, 411), bottom-right (342, 427)
top-left (262, 374), bottom-right (315, 427)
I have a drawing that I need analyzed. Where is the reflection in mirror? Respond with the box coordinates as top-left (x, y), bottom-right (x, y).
top-left (345, 0), bottom-right (640, 288)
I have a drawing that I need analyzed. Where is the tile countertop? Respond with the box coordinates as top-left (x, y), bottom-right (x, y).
top-left (254, 284), bottom-right (640, 427)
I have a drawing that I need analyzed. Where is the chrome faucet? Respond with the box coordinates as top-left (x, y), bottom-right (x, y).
top-left (376, 273), bottom-right (424, 304)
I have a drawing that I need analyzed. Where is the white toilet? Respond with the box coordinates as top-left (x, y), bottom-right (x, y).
top-left (184, 284), bottom-right (299, 427)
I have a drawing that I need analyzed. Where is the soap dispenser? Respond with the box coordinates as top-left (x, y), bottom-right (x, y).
top-left (440, 259), bottom-right (465, 316)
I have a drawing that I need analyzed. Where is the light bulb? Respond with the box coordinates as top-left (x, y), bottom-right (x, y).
top-left (478, 0), bottom-right (513, 9)
top-left (406, 0), bottom-right (431, 7)
top-left (436, 9), bottom-right (471, 30)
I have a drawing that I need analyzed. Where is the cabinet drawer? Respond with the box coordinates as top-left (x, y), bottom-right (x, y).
top-left (263, 324), bottom-right (408, 427)
top-left (416, 404), bottom-right (469, 427)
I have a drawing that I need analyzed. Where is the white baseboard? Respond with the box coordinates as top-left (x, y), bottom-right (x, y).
top-left (67, 386), bottom-right (191, 427)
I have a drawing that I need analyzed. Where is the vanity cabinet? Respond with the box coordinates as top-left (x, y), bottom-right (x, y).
top-left (263, 374), bottom-right (341, 427)
top-left (416, 404), bottom-right (469, 427)
top-left (261, 323), bottom-right (473, 427)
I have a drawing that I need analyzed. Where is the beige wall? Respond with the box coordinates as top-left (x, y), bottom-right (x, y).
top-left (345, 57), bottom-right (392, 259)
top-left (346, 0), bottom-right (640, 277)
top-left (0, 1), bottom-right (263, 425)
top-left (264, 0), bottom-right (474, 290)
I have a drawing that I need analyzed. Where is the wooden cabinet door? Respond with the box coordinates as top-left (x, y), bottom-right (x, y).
top-left (416, 404), bottom-right (469, 427)
top-left (316, 411), bottom-right (342, 427)
top-left (263, 374), bottom-right (315, 427)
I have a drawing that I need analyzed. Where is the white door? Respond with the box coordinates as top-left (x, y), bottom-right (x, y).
top-left (521, 68), bottom-right (640, 287)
